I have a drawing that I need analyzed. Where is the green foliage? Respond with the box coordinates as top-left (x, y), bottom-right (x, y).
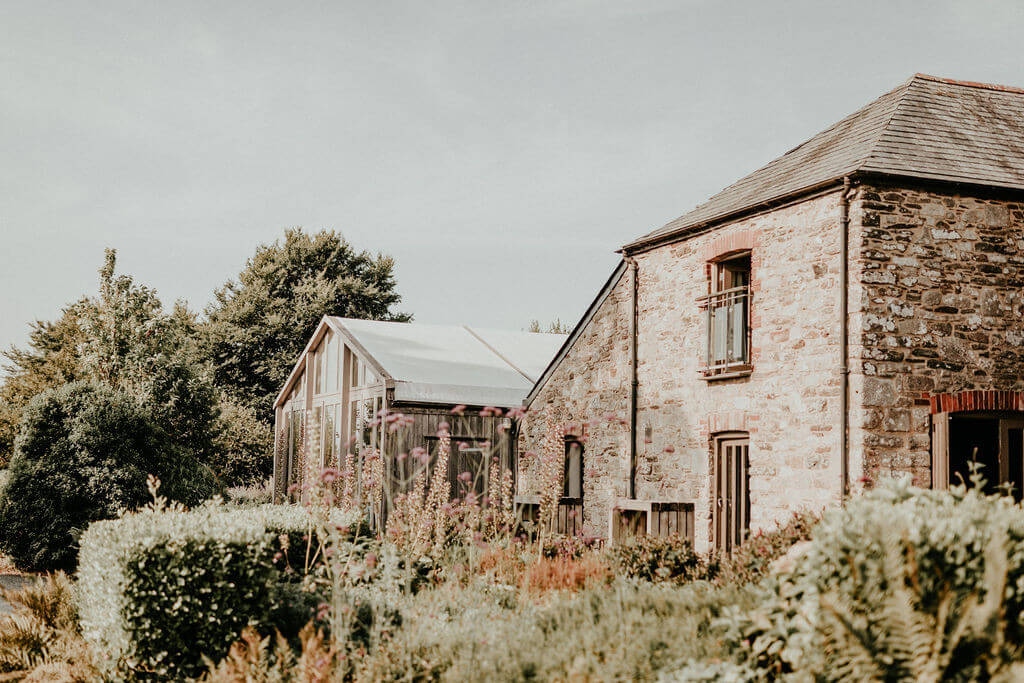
top-left (722, 478), bottom-right (1024, 681)
top-left (202, 228), bottom-right (409, 417)
top-left (76, 502), bottom-right (361, 681)
top-left (211, 397), bottom-right (274, 487)
top-left (358, 578), bottom-right (755, 681)
top-left (79, 249), bottom-right (221, 462)
top-left (712, 509), bottom-right (819, 586)
top-left (0, 382), bottom-right (217, 572)
top-left (526, 318), bottom-right (571, 334)
top-left (0, 303), bottom-right (87, 466)
top-left (611, 534), bottom-right (707, 584)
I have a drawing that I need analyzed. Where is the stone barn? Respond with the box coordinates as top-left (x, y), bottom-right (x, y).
top-left (517, 74), bottom-right (1024, 552)
top-left (273, 317), bottom-right (564, 516)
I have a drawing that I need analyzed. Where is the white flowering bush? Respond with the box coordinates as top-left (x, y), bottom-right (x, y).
top-left (721, 477), bottom-right (1024, 680)
top-left (77, 497), bottom-right (361, 680)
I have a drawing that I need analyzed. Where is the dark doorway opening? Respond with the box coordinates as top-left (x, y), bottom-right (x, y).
top-left (945, 413), bottom-right (1024, 500)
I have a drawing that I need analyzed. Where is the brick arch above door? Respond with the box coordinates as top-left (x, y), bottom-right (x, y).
top-left (926, 390), bottom-right (1024, 414)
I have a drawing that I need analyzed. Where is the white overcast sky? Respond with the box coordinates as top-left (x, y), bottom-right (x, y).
top-left (2, 0), bottom-right (1023, 358)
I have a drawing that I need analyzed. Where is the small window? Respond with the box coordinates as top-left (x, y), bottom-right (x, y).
top-left (325, 332), bottom-right (338, 394)
top-left (563, 438), bottom-right (583, 499)
top-left (314, 344), bottom-right (324, 394)
top-left (703, 252), bottom-right (751, 377)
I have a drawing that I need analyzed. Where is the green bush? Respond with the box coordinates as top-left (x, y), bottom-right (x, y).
top-left (712, 509), bottom-right (819, 586)
top-left (357, 578), bottom-right (757, 681)
top-left (77, 501), bottom-right (363, 681)
top-left (0, 381), bottom-right (218, 572)
top-left (724, 478), bottom-right (1024, 680)
top-left (210, 398), bottom-right (274, 487)
top-left (610, 534), bottom-right (706, 583)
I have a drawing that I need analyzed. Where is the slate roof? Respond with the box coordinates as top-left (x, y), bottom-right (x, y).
top-left (625, 74), bottom-right (1024, 250)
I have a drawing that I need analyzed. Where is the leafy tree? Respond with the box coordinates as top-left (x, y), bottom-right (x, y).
top-left (0, 382), bottom-right (218, 571)
top-left (527, 318), bottom-right (571, 334)
top-left (0, 304), bottom-right (87, 465)
top-left (202, 229), bottom-right (410, 418)
top-left (210, 397), bottom-right (274, 487)
top-left (78, 250), bottom-right (221, 462)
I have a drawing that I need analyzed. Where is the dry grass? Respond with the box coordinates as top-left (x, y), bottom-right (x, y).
top-left (521, 553), bottom-right (611, 596)
top-left (0, 574), bottom-right (97, 682)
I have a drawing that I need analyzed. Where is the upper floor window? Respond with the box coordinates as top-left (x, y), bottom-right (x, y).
top-left (702, 252), bottom-right (751, 378)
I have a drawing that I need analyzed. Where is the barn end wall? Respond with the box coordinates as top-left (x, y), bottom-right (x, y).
top-left (517, 268), bottom-right (633, 537)
top-left (633, 191), bottom-right (847, 551)
top-left (850, 182), bottom-right (1024, 487)
top-left (520, 191), bottom-right (850, 548)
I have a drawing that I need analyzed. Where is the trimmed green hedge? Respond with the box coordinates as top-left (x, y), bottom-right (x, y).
top-left (77, 502), bottom-right (364, 680)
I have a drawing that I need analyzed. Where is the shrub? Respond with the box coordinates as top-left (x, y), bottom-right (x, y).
top-left (712, 509), bottom-right (819, 586)
top-left (724, 478), bottom-right (1024, 680)
top-left (77, 501), bottom-right (362, 680)
top-left (611, 534), bottom-right (706, 583)
top-left (0, 382), bottom-right (218, 572)
top-left (210, 398), bottom-right (274, 487)
top-left (541, 534), bottom-right (604, 559)
top-left (226, 480), bottom-right (274, 507)
top-left (357, 578), bottom-right (757, 681)
top-left (522, 554), bottom-right (611, 594)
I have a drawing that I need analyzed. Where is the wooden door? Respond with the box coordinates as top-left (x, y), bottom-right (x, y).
top-left (931, 413), bottom-right (950, 490)
top-left (713, 435), bottom-right (749, 553)
top-left (1000, 418), bottom-right (1024, 500)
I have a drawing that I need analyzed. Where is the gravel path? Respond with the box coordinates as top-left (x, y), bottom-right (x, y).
top-left (0, 575), bottom-right (31, 615)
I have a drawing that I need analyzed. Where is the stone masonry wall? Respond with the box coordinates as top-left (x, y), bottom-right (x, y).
top-left (521, 192), bottom-right (850, 549)
top-left (633, 192), bottom-right (847, 552)
top-left (518, 267), bottom-right (632, 537)
top-left (851, 182), bottom-right (1024, 486)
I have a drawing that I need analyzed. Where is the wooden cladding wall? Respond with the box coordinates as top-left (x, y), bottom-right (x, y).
top-left (385, 403), bottom-right (516, 509)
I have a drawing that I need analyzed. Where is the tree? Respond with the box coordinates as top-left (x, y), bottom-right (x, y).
top-left (527, 318), bottom-right (572, 334)
top-left (0, 382), bottom-right (218, 571)
top-left (0, 303), bottom-right (87, 465)
top-left (210, 397), bottom-right (274, 487)
top-left (78, 250), bottom-right (221, 462)
top-left (202, 229), bottom-right (410, 418)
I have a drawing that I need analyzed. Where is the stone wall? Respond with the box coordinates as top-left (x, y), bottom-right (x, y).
top-left (519, 179), bottom-right (1024, 549)
top-left (521, 191), bottom-right (850, 549)
top-left (851, 182), bottom-right (1024, 485)
top-left (632, 192), bottom-right (847, 551)
top-left (518, 266), bottom-right (632, 537)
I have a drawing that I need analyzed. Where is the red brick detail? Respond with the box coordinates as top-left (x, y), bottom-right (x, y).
top-left (702, 229), bottom-right (759, 262)
top-left (925, 390), bottom-right (1024, 414)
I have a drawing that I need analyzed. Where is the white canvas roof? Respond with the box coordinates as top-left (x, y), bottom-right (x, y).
top-left (329, 317), bottom-right (566, 407)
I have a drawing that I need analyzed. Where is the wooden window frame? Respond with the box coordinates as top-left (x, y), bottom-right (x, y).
top-left (932, 411), bottom-right (1024, 494)
top-left (563, 437), bottom-right (584, 501)
top-left (711, 432), bottom-right (750, 554)
top-left (699, 251), bottom-right (752, 379)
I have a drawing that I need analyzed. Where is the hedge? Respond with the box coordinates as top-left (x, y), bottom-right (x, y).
top-left (77, 502), bottom-right (364, 680)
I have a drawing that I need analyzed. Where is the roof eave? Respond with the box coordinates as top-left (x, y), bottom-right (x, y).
top-left (620, 176), bottom-right (851, 256)
top-left (524, 261), bottom-right (629, 408)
